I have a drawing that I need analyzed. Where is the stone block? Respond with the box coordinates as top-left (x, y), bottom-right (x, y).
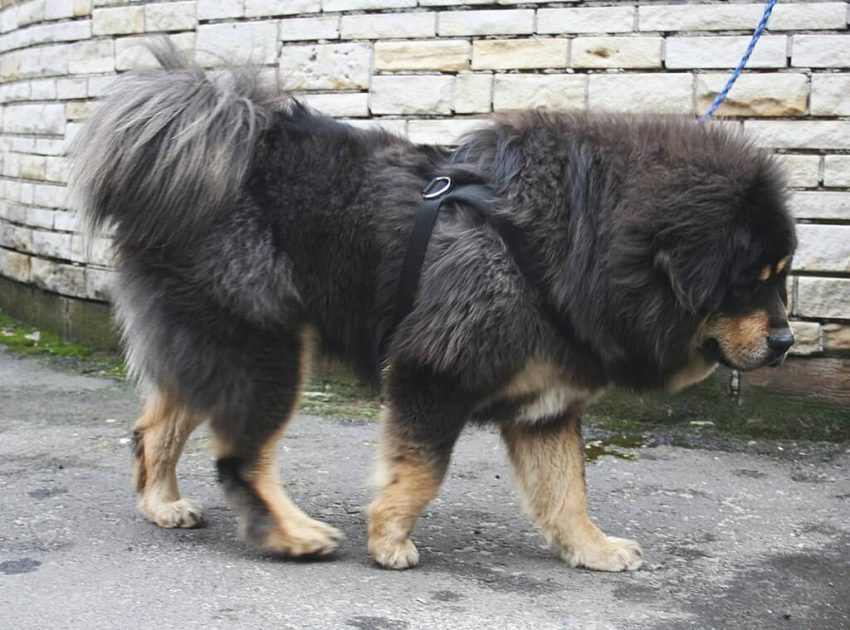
top-left (280, 16), bottom-right (339, 41)
top-left (793, 35), bottom-right (850, 69)
top-left (196, 21), bottom-right (278, 66)
top-left (44, 0), bottom-right (76, 20)
top-left (493, 74), bottom-right (586, 111)
top-left (66, 99), bottom-right (96, 120)
top-left (74, 0), bottom-right (92, 17)
top-left (640, 3), bottom-right (845, 32)
top-left (3, 103), bottom-right (65, 135)
top-left (27, 207), bottom-right (55, 230)
top-left (84, 266), bottom-right (114, 300)
top-left (795, 225), bottom-right (850, 274)
top-left (374, 40), bottom-right (469, 72)
top-left (407, 118), bottom-right (487, 145)
top-left (0, 249), bottom-right (32, 283)
top-left (454, 72), bottom-right (492, 114)
top-left (30, 79), bottom-right (57, 100)
top-left (538, 7), bottom-right (634, 34)
top-left (33, 183), bottom-right (68, 209)
top-left (666, 35), bottom-right (787, 69)
top-left (66, 297), bottom-right (118, 350)
top-left (796, 278), bottom-right (850, 320)
top-left (472, 39), bottom-right (568, 70)
top-left (56, 78), bottom-right (88, 100)
top-left (197, 0), bottom-right (242, 20)
top-left (823, 324), bottom-right (850, 354)
top-left (280, 43), bottom-right (371, 90)
top-left (145, 1), bottom-right (197, 32)
top-left (438, 9), bottom-right (533, 36)
top-left (745, 121), bottom-right (850, 151)
top-left (116, 32), bottom-right (194, 71)
top-left (341, 12), bottom-right (434, 39)
top-left (20, 155), bottom-right (47, 181)
top-left (588, 73), bottom-right (691, 113)
top-left (342, 118), bottom-right (407, 136)
top-left (787, 192), bottom-right (850, 221)
top-left (87, 74), bottom-right (117, 97)
top-left (639, 4), bottom-right (763, 32)
top-left (322, 0), bottom-right (414, 10)
top-left (824, 156), bottom-right (850, 188)
top-left (572, 36), bottom-right (662, 68)
top-left (92, 6), bottom-right (144, 35)
top-left (789, 321), bottom-right (822, 356)
top-left (245, 0), bottom-right (320, 16)
top-left (68, 39), bottom-right (113, 74)
top-left (299, 92), bottom-right (369, 117)
top-left (52, 210), bottom-right (78, 232)
top-left (370, 75), bottom-right (454, 115)
top-left (18, 43), bottom-right (70, 78)
top-left (31, 257), bottom-right (87, 297)
top-left (696, 73), bottom-right (807, 117)
top-left (811, 74), bottom-right (850, 116)
top-left (778, 154), bottom-right (820, 189)
top-left (31, 230), bottom-right (71, 259)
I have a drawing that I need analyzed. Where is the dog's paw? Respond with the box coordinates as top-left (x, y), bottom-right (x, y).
top-left (562, 535), bottom-right (643, 572)
top-left (264, 517), bottom-right (344, 557)
top-left (369, 537), bottom-right (420, 570)
top-left (145, 498), bottom-right (205, 528)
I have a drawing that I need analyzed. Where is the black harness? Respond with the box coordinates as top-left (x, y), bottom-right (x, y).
top-left (379, 176), bottom-right (588, 362)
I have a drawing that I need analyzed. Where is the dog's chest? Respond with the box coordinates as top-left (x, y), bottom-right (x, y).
top-left (483, 362), bottom-right (601, 423)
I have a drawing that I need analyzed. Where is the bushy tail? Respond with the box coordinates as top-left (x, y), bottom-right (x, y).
top-left (71, 40), bottom-right (279, 250)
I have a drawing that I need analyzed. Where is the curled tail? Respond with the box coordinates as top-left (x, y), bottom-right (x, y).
top-left (71, 40), bottom-right (279, 250)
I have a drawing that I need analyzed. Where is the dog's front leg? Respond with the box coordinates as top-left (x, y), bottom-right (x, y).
top-left (501, 418), bottom-right (643, 571)
top-left (367, 404), bottom-right (462, 570)
top-left (367, 364), bottom-right (468, 570)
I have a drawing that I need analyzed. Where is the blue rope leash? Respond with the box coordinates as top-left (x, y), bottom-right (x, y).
top-left (699, 0), bottom-right (779, 124)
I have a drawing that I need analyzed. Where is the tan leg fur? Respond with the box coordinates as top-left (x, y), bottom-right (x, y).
top-left (502, 420), bottom-right (643, 571)
top-left (134, 391), bottom-right (206, 528)
top-left (367, 410), bottom-right (445, 570)
top-left (219, 426), bottom-right (343, 556)
top-left (214, 327), bottom-right (342, 556)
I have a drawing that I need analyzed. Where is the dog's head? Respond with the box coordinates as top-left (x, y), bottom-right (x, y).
top-left (648, 146), bottom-right (797, 374)
top-left (603, 121), bottom-right (797, 388)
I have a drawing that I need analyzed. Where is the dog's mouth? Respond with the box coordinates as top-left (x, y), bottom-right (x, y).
top-left (767, 353), bottom-right (787, 368)
top-left (699, 338), bottom-right (788, 370)
top-left (699, 338), bottom-right (726, 366)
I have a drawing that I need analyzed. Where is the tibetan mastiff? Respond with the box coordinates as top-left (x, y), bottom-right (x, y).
top-left (72, 44), bottom-right (796, 571)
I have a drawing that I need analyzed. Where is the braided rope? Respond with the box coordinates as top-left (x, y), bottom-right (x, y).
top-left (699, 0), bottom-right (779, 124)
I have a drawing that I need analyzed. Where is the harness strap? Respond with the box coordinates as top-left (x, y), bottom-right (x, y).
top-left (379, 177), bottom-right (584, 362)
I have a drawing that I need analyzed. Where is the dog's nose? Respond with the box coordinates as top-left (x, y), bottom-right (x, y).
top-left (767, 329), bottom-right (794, 354)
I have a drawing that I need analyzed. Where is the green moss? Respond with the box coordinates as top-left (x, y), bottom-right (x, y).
top-left (584, 435), bottom-right (643, 462)
top-left (588, 369), bottom-right (850, 443)
top-left (299, 361), bottom-right (382, 420)
top-left (0, 308), bottom-right (125, 379)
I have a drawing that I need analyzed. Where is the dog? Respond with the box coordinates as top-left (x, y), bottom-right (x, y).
top-left (71, 43), bottom-right (796, 572)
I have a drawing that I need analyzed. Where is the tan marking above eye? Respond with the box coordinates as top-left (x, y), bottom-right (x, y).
top-left (776, 256), bottom-right (789, 274)
top-left (758, 265), bottom-right (771, 281)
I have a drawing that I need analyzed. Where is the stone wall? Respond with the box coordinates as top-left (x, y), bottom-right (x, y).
top-left (0, 0), bottom-right (848, 359)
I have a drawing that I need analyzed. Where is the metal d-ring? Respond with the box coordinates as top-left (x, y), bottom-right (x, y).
top-left (422, 176), bottom-right (452, 199)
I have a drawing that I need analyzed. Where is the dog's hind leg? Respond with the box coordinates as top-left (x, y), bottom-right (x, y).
top-left (133, 391), bottom-right (206, 528)
top-left (501, 418), bottom-right (643, 571)
top-left (368, 365), bottom-right (468, 570)
top-left (212, 328), bottom-right (343, 557)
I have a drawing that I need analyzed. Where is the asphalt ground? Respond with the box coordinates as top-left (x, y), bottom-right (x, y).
top-left (0, 347), bottom-right (848, 629)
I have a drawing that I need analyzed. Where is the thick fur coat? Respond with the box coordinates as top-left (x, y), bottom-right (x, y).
top-left (71, 44), bottom-right (796, 571)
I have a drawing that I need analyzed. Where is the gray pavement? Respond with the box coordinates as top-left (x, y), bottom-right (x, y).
top-left (0, 347), bottom-right (848, 629)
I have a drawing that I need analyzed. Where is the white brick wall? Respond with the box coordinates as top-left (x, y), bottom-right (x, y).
top-left (0, 0), bottom-right (847, 353)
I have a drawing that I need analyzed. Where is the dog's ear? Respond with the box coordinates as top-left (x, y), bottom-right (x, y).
top-left (654, 249), bottom-right (688, 309)
top-left (654, 246), bottom-right (723, 314)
